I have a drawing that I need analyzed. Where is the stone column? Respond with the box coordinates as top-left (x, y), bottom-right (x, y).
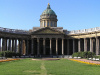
top-left (73, 39), bottom-right (75, 53)
top-left (49, 21), bottom-right (51, 27)
top-left (43, 20), bottom-right (44, 27)
top-left (43, 38), bottom-right (46, 55)
top-left (18, 39), bottom-right (20, 53)
top-left (84, 38), bottom-right (87, 52)
top-left (96, 37), bottom-right (99, 55)
top-left (12, 39), bottom-right (14, 52)
top-left (3, 38), bottom-right (6, 51)
top-left (56, 38), bottom-right (58, 55)
top-left (78, 39), bottom-right (81, 52)
top-left (37, 38), bottom-right (40, 55)
top-left (0, 38), bottom-right (1, 51)
top-left (26, 40), bottom-right (29, 55)
top-left (2, 38), bottom-right (4, 51)
top-left (8, 39), bottom-right (11, 51)
top-left (50, 38), bottom-right (52, 55)
top-left (90, 38), bottom-right (93, 52)
top-left (31, 39), bottom-right (33, 55)
top-left (20, 39), bottom-right (23, 55)
top-left (23, 40), bottom-right (26, 55)
top-left (15, 39), bottom-right (17, 53)
top-left (46, 21), bottom-right (48, 27)
top-left (67, 39), bottom-right (69, 55)
top-left (5, 38), bottom-right (7, 51)
top-left (62, 39), bottom-right (64, 55)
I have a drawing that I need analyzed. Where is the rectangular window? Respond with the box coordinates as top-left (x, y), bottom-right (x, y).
top-left (44, 21), bottom-right (46, 26)
top-left (51, 22), bottom-right (52, 26)
top-left (47, 21), bottom-right (49, 26)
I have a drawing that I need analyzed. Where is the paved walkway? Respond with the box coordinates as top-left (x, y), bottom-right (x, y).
top-left (70, 59), bottom-right (100, 64)
top-left (41, 62), bottom-right (47, 75)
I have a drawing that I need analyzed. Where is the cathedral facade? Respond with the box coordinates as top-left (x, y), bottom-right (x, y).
top-left (0, 4), bottom-right (100, 57)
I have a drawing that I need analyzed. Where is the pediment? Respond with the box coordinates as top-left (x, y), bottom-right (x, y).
top-left (31, 27), bottom-right (64, 34)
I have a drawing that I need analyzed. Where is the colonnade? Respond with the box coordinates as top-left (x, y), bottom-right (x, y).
top-left (77, 37), bottom-right (100, 55)
top-left (40, 20), bottom-right (57, 27)
top-left (0, 37), bottom-right (99, 56)
top-left (0, 38), bottom-right (28, 55)
top-left (31, 38), bottom-right (64, 56)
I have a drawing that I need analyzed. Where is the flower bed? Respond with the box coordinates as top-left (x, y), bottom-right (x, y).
top-left (70, 59), bottom-right (100, 65)
top-left (0, 59), bottom-right (20, 62)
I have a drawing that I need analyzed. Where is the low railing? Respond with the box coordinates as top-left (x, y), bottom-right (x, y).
top-left (66, 27), bottom-right (100, 34)
top-left (0, 27), bottom-right (29, 34)
top-left (1, 27), bottom-right (100, 35)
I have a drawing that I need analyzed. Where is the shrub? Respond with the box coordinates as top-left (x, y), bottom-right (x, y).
top-left (72, 52), bottom-right (78, 57)
top-left (93, 55), bottom-right (100, 58)
top-left (0, 52), bottom-right (3, 57)
top-left (0, 51), bottom-right (21, 58)
top-left (72, 51), bottom-right (95, 58)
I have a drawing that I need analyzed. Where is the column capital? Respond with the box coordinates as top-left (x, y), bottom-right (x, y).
top-left (56, 38), bottom-right (58, 40)
top-left (84, 38), bottom-right (87, 39)
top-left (90, 37), bottom-right (93, 39)
top-left (49, 38), bottom-right (52, 40)
top-left (96, 37), bottom-right (99, 39)
top-left (62, 38), bottom-right (64, 40)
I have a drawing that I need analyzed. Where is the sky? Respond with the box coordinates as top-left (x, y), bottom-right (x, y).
top-left (0, 0), bottom-right (100, 31)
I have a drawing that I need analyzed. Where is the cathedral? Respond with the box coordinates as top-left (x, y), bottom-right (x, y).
top-left (0, 4), bottom-right (100, 58)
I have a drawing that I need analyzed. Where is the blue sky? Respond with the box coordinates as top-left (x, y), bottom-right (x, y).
top-left (0, 0), bottom-right (100, 31)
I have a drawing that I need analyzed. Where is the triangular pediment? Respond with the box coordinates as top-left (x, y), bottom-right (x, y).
top-left (31, 27), bottom-right (64, 34)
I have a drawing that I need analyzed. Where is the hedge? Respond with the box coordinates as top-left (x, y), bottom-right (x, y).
top-left (0, 51), bottom-right (21, 58)
top-left (72, 51), bottom-right (95, 58)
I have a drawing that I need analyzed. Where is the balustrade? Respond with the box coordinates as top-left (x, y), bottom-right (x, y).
top-left (0, 27), bottom-right (29, 34)
top-left (67, 27), bottom-right (100, 34)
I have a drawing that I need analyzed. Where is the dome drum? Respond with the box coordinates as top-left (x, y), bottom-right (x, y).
top-left (40, 15), bottom-right (57, 18)
top-left (40, 19), bottom-right (57, 22)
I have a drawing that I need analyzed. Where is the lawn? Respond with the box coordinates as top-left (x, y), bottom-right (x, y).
top-left (0, 58), bottom-right (100, 75)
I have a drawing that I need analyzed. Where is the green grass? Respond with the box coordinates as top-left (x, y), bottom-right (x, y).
top-left (0, 58), bottom-right (100, 75)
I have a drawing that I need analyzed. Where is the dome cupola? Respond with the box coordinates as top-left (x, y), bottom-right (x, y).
top-left (42, 3), bottom-right (56, 15)
top-left (40, 3), bottom-right (58, 27)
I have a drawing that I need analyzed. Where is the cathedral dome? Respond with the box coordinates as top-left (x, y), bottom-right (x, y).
top-left (41, 3), bottom-right (56, 16)
top-left (40, 3), bottom-right (58, 27)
